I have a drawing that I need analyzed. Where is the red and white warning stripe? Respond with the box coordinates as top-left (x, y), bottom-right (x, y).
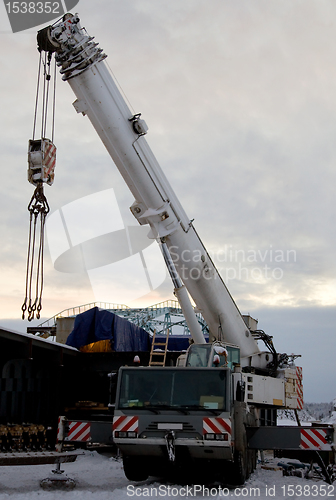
top-left (56, 416), bottom-right (63, 443)
top-left (300, 428), bottom-right (330, 450)
top-left (65, 421), bottom-right (91, 442)
top-left (113, 416), bottom-right (139, 436)
top-left (296, 385), bottom-right (304, 410)
top-left (43, 142), bottom-right (56, 177)
top-left (296, 366), bottom-right (304, 410)
top-left (203, 417), bottom-right (231, 437)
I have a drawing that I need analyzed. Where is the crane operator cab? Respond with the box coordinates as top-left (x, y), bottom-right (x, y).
top-left (185, 342), bottom-right (240, 369)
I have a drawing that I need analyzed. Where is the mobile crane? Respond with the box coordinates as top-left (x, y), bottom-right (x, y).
top-left (35, 14), bottom-right (335, 485)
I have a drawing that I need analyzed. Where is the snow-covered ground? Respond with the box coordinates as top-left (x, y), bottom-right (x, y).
top-left (0, 410), bottom-right (332, 498)
top-left (0, 450), bottom-right (333, 500)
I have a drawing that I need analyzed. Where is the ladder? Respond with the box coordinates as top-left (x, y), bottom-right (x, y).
top-left (149, 330), bottom-right (169, 366)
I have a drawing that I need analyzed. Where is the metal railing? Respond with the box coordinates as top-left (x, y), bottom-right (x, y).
top-left (37, 299), bottom-right (208, 338)
top-left (39, 302), bottom-right (130, 327)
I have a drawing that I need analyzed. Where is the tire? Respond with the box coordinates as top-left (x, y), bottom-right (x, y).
top-left (247, 449), bottom-right (254, 476)
top-left (231, 450), bottom-right (247, 486)
top-left (123, 456), bottom-right (149, 481)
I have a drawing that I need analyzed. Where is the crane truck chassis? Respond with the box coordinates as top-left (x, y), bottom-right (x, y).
top-left (112, 346), bottom-right (334, 484)
top-left (33, 13), bottom-right (336, 484)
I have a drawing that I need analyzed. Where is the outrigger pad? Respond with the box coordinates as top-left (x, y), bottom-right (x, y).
top-left (40, 470), bottom-right (76, 490)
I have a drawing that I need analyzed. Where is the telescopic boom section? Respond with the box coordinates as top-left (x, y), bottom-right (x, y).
top-left (37, 14), bottom-right (260, 358)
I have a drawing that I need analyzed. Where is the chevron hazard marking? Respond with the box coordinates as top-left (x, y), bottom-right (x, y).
top-left (113, 416), bottom-right (138, 436)
top-left (65, 421), bottom-right (91, 442)
top-left (300, 429), bottom-right (330, 450)
top-left (203, 417), bottom-right (231, 435)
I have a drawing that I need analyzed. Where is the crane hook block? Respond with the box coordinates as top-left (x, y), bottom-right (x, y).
top-left (28, 138), bottom-right (56, 186)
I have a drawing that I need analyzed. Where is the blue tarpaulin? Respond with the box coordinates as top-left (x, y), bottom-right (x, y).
top-left (66, 307), bottom-right (150, 351)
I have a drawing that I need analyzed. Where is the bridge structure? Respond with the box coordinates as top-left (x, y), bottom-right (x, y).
top-left (28, 300), bottom-right (210, 340)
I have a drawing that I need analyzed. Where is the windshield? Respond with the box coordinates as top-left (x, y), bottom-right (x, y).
top-left (186, 344), bottom-right (240, 369)
top-left (118, 368), bottom-right (228, 411)
top-left (186, 344), bottom-right (211, 367)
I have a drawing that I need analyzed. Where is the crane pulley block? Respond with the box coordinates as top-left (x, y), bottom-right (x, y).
top-left (28, 138), bottom-right (56, 186)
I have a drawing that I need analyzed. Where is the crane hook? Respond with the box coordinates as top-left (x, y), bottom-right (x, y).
top-left (22, 182), bottom-right (50, 321)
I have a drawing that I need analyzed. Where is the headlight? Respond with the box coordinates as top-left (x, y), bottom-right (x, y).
top-left (114, 431), bottom-right (138, 438)
top-left (127, 431), bottom-right (137, 438)
top-left (204, 433), bottom-right (228, 441)
top-left (215, 433), bottom-right (228, 441)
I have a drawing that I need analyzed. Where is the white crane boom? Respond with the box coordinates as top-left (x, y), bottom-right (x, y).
top-left (38, 13), bottom-right (260, 359)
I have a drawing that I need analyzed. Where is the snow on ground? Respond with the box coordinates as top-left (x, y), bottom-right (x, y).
top-left (0, 451), bottom-right (334, 500)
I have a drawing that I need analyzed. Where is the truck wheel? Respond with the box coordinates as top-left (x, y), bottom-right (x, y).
top-left (231, 450), bottom-right (247, 486)
top-left (247, 449), bottom-right (254, 476)
top-left (123, 456), bottom-right (149, 481)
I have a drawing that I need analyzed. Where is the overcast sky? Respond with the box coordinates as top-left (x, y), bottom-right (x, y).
top-left (0, 1), bottom-right (335, 402)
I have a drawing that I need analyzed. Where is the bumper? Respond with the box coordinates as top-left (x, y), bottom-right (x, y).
top-left (114, 437), bottom-right (232, 460)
